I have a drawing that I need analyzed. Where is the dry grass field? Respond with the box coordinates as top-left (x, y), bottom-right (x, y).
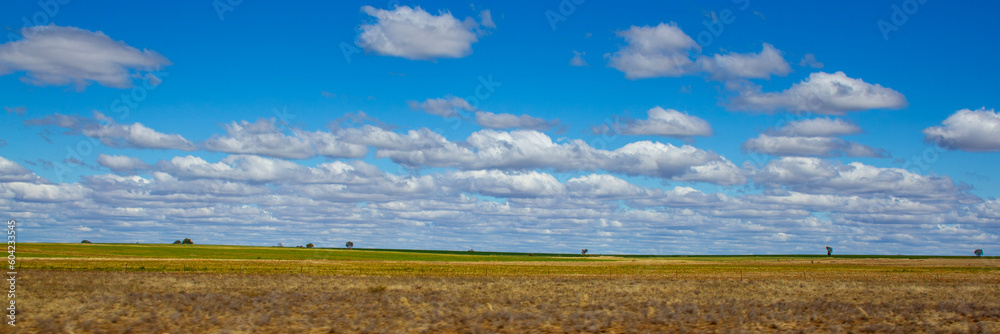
top-left (9, 244), bottom-right (1000, 333)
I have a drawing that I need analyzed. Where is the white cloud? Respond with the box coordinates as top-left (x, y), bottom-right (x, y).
top-left (743, 118), bottom-right (883, 157)
top-left (751, 157), bottom-right (968, 202)
top-left (743, 134), bottom-right (884, 158)
top-left (0, 25), bottom-right (170, 89)
top-left (696, 43), bottom-right (791, 81)
top-left (408, 96), bottom-right (476, 118)
top-left (730, 71), bottom-right (907, 114)
top-left (775, 118), bottom-right (862, 137)
top-left (358, 6), bottom-right (491, 60)
top-left (608, 23), bottom-right (789, 82)
top-left (2, 148), bottom-right (994, 255)
top-left (372, 129), bottom-right (744, 185)
top-left (26, 112), bottom-right (196, 151)
top-left (608, 22), bottom-right (698, 79)
top-left (450, 170), bottom-right (566, 198)
top-left (156, 155), bottom-right (312, 184)
top-left (204, 119), bottom-right (367, 159)
top-left (1, 182), bottom-right (88, 202)
top-left (566, 174), bottom-right (647, 199)
top-left (97, 154), bottom-right (152, 174)
top-left (0, 156), bottom-right (40, 183)
top-left (353, 127), bottom-right (742, 185)
top-left (474, 111), bottom-right (558, 130)
top-left (598, 106), bottom-right (713, 138)
top-left (87, 115), bottom-right (196, 151)
top-left (408, 96), bottom-right (558, 130)
top-left (923, 107), bottom-right (1000, 152)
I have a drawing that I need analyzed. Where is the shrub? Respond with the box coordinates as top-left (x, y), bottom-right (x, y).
top-left (306, 243), bottom-right (314, 248)
top-left (182, 238), bottom-right (193, 245)
top-left (81, 240), bottom-right (92, 244)
top-left (173, 240), bottom-right (182, 244)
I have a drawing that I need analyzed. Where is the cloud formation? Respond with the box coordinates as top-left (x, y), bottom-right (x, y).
top-left (730, 71), bottom-right (907, 114)
top-left (695, 43), bottom-right (791, 81)
top-left (97, 154), bottom-right (152, 174)
top-left (595, 107), bottom-right (713, 138)
top-left (26, 112), bottom-right (196, 151)
top-left (408, 96), bottom-right (476, 118)
top-left (609, 22), bottom-right (698, 79)
top-left (743, 118), bottom-right (885, 158)
top-left (923, 107), bottom-right (1000, 152)
top-left (409, 96), bottom-right (559, 130)
top-left (608, 23), bottom-right (789, 81)
top-left (365, 128), bottom-right (744, 185)
top-left (1, 152), bottom-right (993, 255)
top-left (474, 111), bottom-right (559, 131)
top-left (358, 6), bottom-right (492, 60)
top-left (0, 25), bottom-right (170, 89)
top-left (204, 119), bottom-right (368, 159)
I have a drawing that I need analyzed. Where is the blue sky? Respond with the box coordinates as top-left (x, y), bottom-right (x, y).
top-left (1, 0), bottom-right (998, 255)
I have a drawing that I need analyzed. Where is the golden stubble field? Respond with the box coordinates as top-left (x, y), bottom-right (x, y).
top-left (11, 255), bottom-right (1000, 333)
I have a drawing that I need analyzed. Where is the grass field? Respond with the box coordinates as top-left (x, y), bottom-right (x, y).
top-left (10, 243), bottom-right (1000, 333)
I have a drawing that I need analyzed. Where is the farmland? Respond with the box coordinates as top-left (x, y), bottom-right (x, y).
top-left (10, 243), bottom-right (1000, 333)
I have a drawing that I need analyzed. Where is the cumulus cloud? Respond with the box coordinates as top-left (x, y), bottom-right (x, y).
top-left (408, 96), bottom-right (558, 130)
top-left (730, 71), bottom-right (907, 114)
top-left (407, 96), bottom-right (476, 118)
top-left (774, 118), bottom-right (862, 137)
top-left (0, 156), bottom-right (40, 183)
top-left (608, 23), bottom-right (789, 81)
top-left (923, 107), bottom-right (1000, 152)
top-left (204, 119), bottom-right (367, 159)
top-left (97, 154), bottom-right (152, 174)
top-left (566, 174), bottom-right (648, 199)
top-left (156, 155), bottom-right (312, 184)
top-left (26, 112), bottom-right (196, 151)
top-left (1, 148), bottom-right (994, 255)
top-left (358, 6), bottom-right (492, 60)
top-left (449, 170), bottom-right (566, 198)
top-left (751, 157), bottom-right (968, 202)
top-left (608, 22), bottom-right (698, 79)
top-left (2, 181), bottom-right (88, 202)
top-left (743, 118), bottom-right (884, 158)
top-left (695, 43), bottom-right (791, 81)
top-left (743, 135), bottom-right (885, 158)
top-left (474, 111), bottom-right (559, 130)
top-left (0, 25), bottom-right (170, 89)
top-left (371, 128), bottom-right (745, 185)
top-left (595, 106), bottom-right (713, 138)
